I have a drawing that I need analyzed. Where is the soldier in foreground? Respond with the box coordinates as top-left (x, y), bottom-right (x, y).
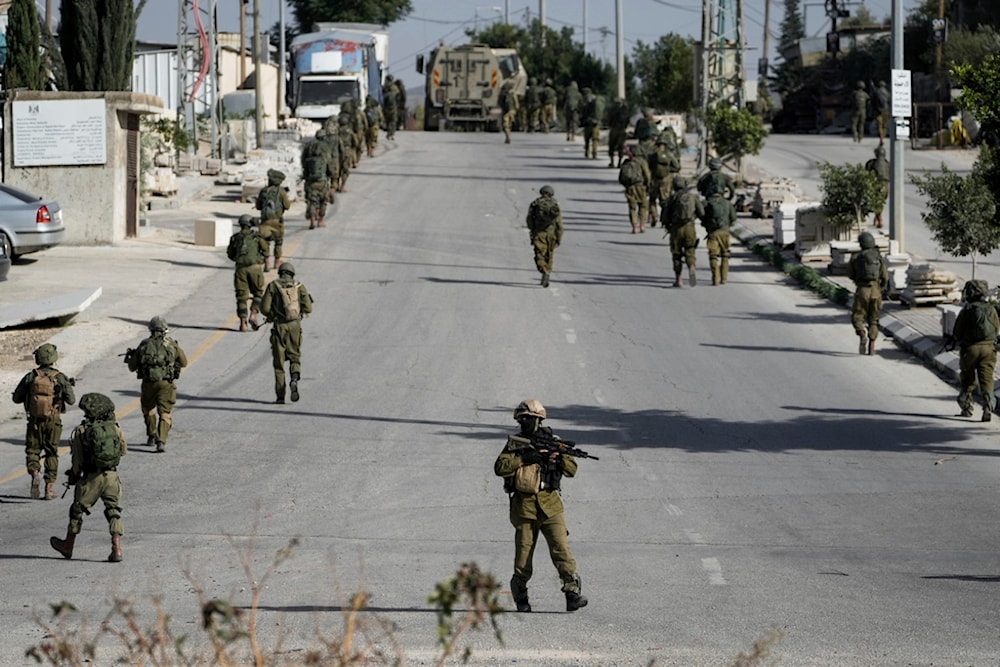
top-left (701, 191), bottom-right (737, 285)
top-left (50, 392), bottom-right (127, 563)
top-left (953, 279), bottom-right (999, 421)
top-left (847, 232), bottom-right (888, 356)
top-left (662, 175), bottom-right (704, 287)
top-left (494, 400), bottom-right (588, 613)
top-left (126, 317), bottom-right (188, 452)
top-left (227, 214), bottom-right (268, 331)
top-left (255, 168), bottom-right (291, 271)
top-left (526, 185), bottom-right (563, 288)
top-left (11, 343), bottom-right (76, 500)
top-left (260, 262), bottom-right (313, 404)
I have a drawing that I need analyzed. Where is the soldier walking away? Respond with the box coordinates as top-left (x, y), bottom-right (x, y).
top-left (125, 317), bottom-right (188, 452)
top-left (701, 192), bottom-right (737, 285)
top-left (696, 158), bottom-right (735, 201)
top-left (364, 94), bottom-right (384, 157)
top-left (865, 143), bottom-right (890, 228)
top-left (581, 88), bottom-right (604, 160)
top-left (227, 214), bottom-right (268, 331)
top-left (524, 78), bottom-right (541, 132)
top-left (50, 393), bottom-right (127, 563)
top-left (301, 130), bottom-right (332, 229)
top-left (649, 132), bottom-right (682, 226)
top-left (393, 77), bottom-right (407, 132)
top-left (873, 80), bottom-right (890, 143)
top-left (337, 114), bottom-right (354, 191)
top-left (618, 147), bottom-right (651, 234)
top-left (382, 75), bottom-right (399, 140)
top-left (563, 81), bottom-right (581, 141)
top-left (606, 96), bottom-right (630, 168)
top-left (540, 78), bottom-right (557, 132)
top-left (662, 175), bottom-right (705, 287)
top-left (526, 185), bottom-right (563, 287)
top-left (847, 232), bottom-right (888, 355)
top-left (255, 169), bottom-right (291, 270)
top-left (494, 400), bottom-right (588, 613)
top-left (11, 343), bottom-right (76, 500)
top-left (953, 279), bottom-right (999, 421)
top-left (851, 80), bottom-right (870, 143)
top-left (260, 262), bottom-right (313, 404)
top-left (500, 81), bottom-right (519, 144)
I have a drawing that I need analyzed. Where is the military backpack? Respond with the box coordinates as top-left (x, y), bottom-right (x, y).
top-left (857, 248), bottom-right (883, 284)
top-left (276, 282), bottom-right (302, 321)
top-left (618, 159), bottom-right (645, 187)
top-left (256, 185), bottom-right (284, 222)
top-left (670, 192), bottom-right (698, 228)
top-left (82, 419), bottom-right (123, 471)
top-left (530, 198), bottom-right (560, 233)
top-left (968, 302), bottom-right (998, 343)
top-left (227, 230), bottom-right (263, 267)
top-left (138, 337), bottom-right (177, 382)
top-left (28, 369), bottom-right (58, 420)
top-left (303, 154), bottom-right (326, 182)
top-left (702, 196), bottom-right (732, 233)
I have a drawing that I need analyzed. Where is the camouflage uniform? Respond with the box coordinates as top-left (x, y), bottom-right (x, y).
top-left (500, 82), bottom-right (520, 144)
top-left (228, 215), bottom-right (268, 330)
top-left (363, 95), bottom-right (383, 157)
top-left (631, 136), bottom-right (658, 226)
top-left (526, 186), bottom-right (564, 287)
top-left (126, 317), bottom-right (188, 452)
top-left (865, 144), bottom-right (890, 227)
top-left (11, 343), bottom-right (75, 499)
top-left (847, 232), bottom-right (889, 355)
top-left (301, 134), bottom-right (331, 228)
top-left (540, 79), bottom-right (557, 132)
top-left (662, 176), bottom-right (705, 287)
top-left (953, 280), bottom-right (999, 420)
top-left (700, 193), bottom-right (737, 285)
top-left (606, 97), bottom-right (630, 168)
top-left (696, 159), bottom-right (735, 200)
top-left (620, 154), bottom-right (651, 234)
top-left (256, 169), bottom-right (291, 269)
top-left (352, 101), bottom-right (368, 165)
top-left (580, 89), bottom-right (604, 160)
top-left (564, 81), bottom-right (582, 141)
top-left (260, 262), bottom-right (313, 404)
top-left (382, 76), bottom-right (399, 140)
top-left (337, 114), bottom-right (354, 191)
top-left (393, 78), bottom-right (407, 132)
top-left (851, 81), bottom-right (870, 143)
top-left (524, 79), bottom-right (541, 132)
top-left (649, 137), bottom-right (682, 225)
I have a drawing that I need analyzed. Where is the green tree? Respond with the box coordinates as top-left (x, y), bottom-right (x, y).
top-left (778, 0), bottom-right (805, 50)
top-left (912, 165), bottom-right (998, 278)
top-left (287, 0), bottom-right (412, 34)
top-left (705, 105), bottom-right (768, 183)
top-left (631, 34), bottom-right (695, 113)
top-left (59, 0), bottom-right (147, 91)
top-left (4, 0), bottom-right (47, 90)
top-left (818, 161), bottom-right (884, 231)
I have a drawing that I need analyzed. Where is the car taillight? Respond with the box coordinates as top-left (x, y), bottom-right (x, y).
top-left (36, 206), bottom-right (51, 224)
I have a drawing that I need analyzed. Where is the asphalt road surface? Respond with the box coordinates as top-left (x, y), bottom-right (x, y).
top-left (2, 129), bottom-right (999, 666)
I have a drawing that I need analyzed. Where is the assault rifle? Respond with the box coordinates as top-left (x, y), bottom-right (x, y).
top-left (509, 433), bottom-right (599, 461)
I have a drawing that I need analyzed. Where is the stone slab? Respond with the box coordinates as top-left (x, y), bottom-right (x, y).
top-left (0, 287), bottom-right (102, 329)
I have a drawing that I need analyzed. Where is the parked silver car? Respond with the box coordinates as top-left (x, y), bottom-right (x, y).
top-left (0, 183), bottom-right (65, 259)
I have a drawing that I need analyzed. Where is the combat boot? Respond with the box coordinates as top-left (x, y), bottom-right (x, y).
top-left (239, 316), bottom-right (249, 332)
top-left (688, 265), bottom-right (697, 287)
top-left (50, 532), bottom-right (76, 559)
top-left (982, 407), bottom-right (993, 422)
top-left (510, 577), bottom-right (531, 613)
top-left (858, 333), bottom-right (868, 355)
top-left (290, 372), bottom-right (301, 402)
top-left (541, 272), bottom-right (550, 288)
top-left (30, 471), bottom-right (41, 499)
top-left (868, 338), bottom-right (876, 356)
top-left (108, 534), bottom-right (123, 563)
top-left (564, 576), bottom-right (588, 612)
top-left (249, 309), bottom-right (261, 331)
top-left (673, 274), bottom-right (683, 288)
top-left (45, 481), bottom-right (56, 500)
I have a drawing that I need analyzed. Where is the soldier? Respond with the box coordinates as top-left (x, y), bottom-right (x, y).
top-left (255, 168), bottom-right (291, 271)
top-left (696, 158), bottom-right (735, 201)
top-left (382, 75), bottom-right (399, 140)
top-left (526, 185), bottom-right (563, 288)
top-left (500, 81), bottom-right (519, 144)
top-left (649, 133), bottom-right (682, 226)
top-left (580, 88), bottom-right (604, 160)
top-left (865, 143), bottom-right (890, 228)
top-left (633, 108), bottom-right (655, 143)
top-left (260, 261), bottom-right (313, 404)
top-left (873, 80), bottom-right (890, 142)
top-left (337, 114), bottom-right (354, 191)
top-left (606, 96), bottom-right (630, 168)
top-left (851, 80), bottom-right (870, 143)
top-left (631, 129), bottom-right (658, 227)
top-left (700, 192), bottom-right (737, 285)
top-left (563, 81), bottom-right (582, 141)
top-left (227, 214), bottom-right (268, 331)
top-left (11, 343), bottom-right (76, 500)
top-left (618, 147), bottom-right (651, 234)
top-left (50, 393), bottom-right (127, 563)
top-left (363, 94), bottom-right (384, 158)
top-left (321, 122), bottom-right (342, 200)
top-left (847, 232), bottom-right (888, 356)
top-left (351, 99), bottom-right (368, 166)
top-left (494, 399), bottom-right (588, 613)
top-left (301, 131), bottom-right (331, 229)
top-left (125, 316), bottom-right (188, 452)
top-left (393, 77), bottom-right (407, 132)
top-left (524, 78), bottom-right (541, 132)
top-left (540, 78), bottom-right (557, 133)
top-left (953, 279), bottom-right (999, 421)
top-left (662, 175), bottom-right (704, 287)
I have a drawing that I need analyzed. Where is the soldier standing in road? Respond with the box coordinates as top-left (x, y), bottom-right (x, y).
top-left (494, 399), bottom-right (588, 613)
top-left (337, 114), bottom-right (354, 191)
top-left (255, 168), bottom-right (291, 271)
top-left (700, 192), bottom-right (737, 285)
top-left (847, 232), bottom-right (888, 356)
top-left (126, 317), bottom-right (188, 452)
top-left (227, 214), bottom-right (268, 331)
top-left (662, 175), bottom-right (704, 287)
top-left (321, 123), bottom-right (342, 200)
top-left (851, 80), bottom-right (870, 143)
top-left (260, 262), bottom-right (313, 404)
top-left (865, 143), bottom-right (890, 228)
top-left (526, 185), bottom-right (563, 288)
top-left (301, 131), bottom-right (331, 229)
top-left (563, 81), bottom-right (581, 141)
top-left (393, 78), bottom-right (407, 132)
top-left (500, 81), bottom-right (519, 144)
top-left (50, 392), bottom-right (127, 563)
top-left (953, 279), bottom-right (999, 421)
top-left (873, 80), bottom-right (890, 143)
top-left (696, 158), bottom-right (735, 201)
top-left (524, 78), bottom-right (541, 132)
top-left (649, 132), bottom-right (682, 227)
top-left (364, 94), bottom-right (384, 158)
top-left (383, 75), bottom-right (399, 140)
top-left (352, 100), bottom-right (368, 166)
top-left (11, 343), bottom-right (75, 500)
top-left (606, 96), bottom-right (630, 168)
top-left (618, 147), bottom-right (651, 234)
top-left (540, 78), bottom-right (557, 132)
top-left (580, 88), bottom-right (604, 160)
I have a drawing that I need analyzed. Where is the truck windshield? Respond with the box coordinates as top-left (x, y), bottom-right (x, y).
top-left (496, 54), bottom-right (519, 79)
top-left (298, 79), bottom-right (358, 106)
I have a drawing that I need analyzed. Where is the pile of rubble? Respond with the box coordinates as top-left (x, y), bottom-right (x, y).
top-left (899, 263), bottom-right (961, 306)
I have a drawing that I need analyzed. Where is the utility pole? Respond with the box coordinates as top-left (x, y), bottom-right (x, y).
top-left (615, 0), bottom-right (625, 98)
top-left (279, 1), bottom-right (286, 119)
top-left (253, 0), bottom-right (263, 147)
top-left (700, 0), bottom-right (746, 167)
top-left (240, 0), bottom-right (247, 84)
top-left (45, 0), bottom-right (53, 31)
top-left (889, 0), bottom-right (905, 254)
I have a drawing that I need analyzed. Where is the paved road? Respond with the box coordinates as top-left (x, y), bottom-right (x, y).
top-left (1, 130), bottom-right (999, 666)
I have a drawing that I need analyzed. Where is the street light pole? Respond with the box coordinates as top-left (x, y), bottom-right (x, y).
top-left (253, 0), bottom-right (263, 147)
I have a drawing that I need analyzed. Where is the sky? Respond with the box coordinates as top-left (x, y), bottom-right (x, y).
top-left (130, 0), bottom-right (920, 92)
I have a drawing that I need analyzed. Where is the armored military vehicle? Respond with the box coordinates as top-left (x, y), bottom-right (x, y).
top-left (417, 43), bottom-right (527, 132)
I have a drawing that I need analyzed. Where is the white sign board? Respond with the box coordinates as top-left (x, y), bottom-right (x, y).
top-left (12, 99), bottom-right (107, 167)
top-left (891, 69), bottom-right (911, 118)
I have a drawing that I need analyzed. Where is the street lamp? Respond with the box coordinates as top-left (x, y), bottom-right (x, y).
top-left (475, 6), bottom-right (503, 31)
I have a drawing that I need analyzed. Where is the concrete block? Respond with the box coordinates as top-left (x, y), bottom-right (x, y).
top-left (938, 304), bottom-right (961, 337)
top-left (0, 287), bottom-right (102, 329)
top-left (194, 218), bottom-right (231, 247)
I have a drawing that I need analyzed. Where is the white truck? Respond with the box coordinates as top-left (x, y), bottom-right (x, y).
top-left (289, 23), bottom-right (389, 122)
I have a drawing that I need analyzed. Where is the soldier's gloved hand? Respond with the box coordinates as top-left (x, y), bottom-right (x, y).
top-left (520, 449), bottom-right (545, 465)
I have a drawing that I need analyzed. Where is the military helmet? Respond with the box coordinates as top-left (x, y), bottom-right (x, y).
top-left (238, 214), bottom-right (254, 227)
top-left (79, 392), bottom-right (116, 420)
top-left (315, 129), bottom-right (326, 139)
top-left (149, 316), bottom-right (168, 333)
top-left (386, 74), bottom-right (394, 83)
top-left (278, 261), bottom-right (296, 277)
top-left (672, 174), bottom-right (687, 190)
top-left (266, 168), bottom-right (286, 185)
top-left (339, 114), bottom-right (351, 125)
top-left (540, 185), bottom-right (554, 196)
top-left (963, 279), bottom-right (989, 302)
top-left (858, 231), bottom-right (876, 249)
top-left (514, 399), bottom-right (546, 421)
top-left (874, 143), bottom-right (886, 157)
top-left (857, 80), bottom-right (866, 89)
top-left (34, 343), bottom-right (58, 365)
top-left (878, 80), bottom-right (887, 87)
top-left (708, 158), bottom-right (722, 170)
